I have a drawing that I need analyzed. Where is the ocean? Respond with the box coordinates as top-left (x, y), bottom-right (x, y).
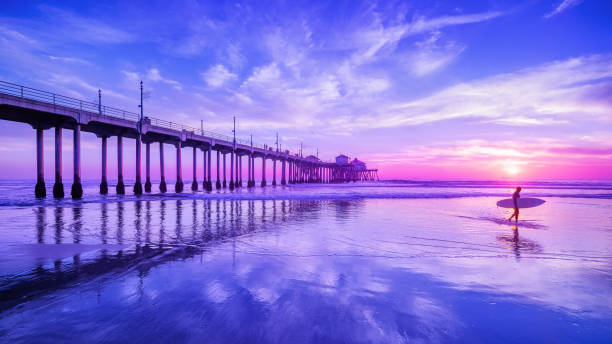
top-left (0, 180), bottom-right (610, 343)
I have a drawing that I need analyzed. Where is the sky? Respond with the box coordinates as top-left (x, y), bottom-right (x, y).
top-left (0, 0), bottom-right (611, 181)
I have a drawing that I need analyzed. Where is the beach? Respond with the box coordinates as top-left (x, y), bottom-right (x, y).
top-left (0, 180), bottom-right (610, 343)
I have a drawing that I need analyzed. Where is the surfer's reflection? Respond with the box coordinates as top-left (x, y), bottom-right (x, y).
top-left (497, 224), bottom-right (542, 260)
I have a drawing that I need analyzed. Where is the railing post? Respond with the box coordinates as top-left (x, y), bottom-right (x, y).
top-left (20, 86), bottom-right (23, 98)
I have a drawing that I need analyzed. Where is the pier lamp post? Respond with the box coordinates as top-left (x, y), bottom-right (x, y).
top-left (133, 81), bottom-right (144, 195)
top-left (230, 116), bottom-right (236, 190)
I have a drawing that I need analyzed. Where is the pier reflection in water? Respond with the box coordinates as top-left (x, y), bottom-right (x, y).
top-left (0, 198), bottom-right (330, 311)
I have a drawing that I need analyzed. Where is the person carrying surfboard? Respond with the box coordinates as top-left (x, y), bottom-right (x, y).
top-left (508, 187), bottom-right (522, 222)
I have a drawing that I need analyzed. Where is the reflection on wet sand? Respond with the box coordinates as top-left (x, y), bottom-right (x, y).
top-left (497, 224), bottom-right (542, 260)
top-left (0, 199), bottom-right (318, 311)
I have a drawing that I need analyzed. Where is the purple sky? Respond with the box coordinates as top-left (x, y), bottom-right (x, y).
top-left (0, 0), bottom-right (611, 180)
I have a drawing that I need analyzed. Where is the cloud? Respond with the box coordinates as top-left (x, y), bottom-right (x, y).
top-left (405, 31), bottom-right (465, 76)
top-left (147, 68), bottom-right (182, 90)
top-left (0, 25), bottom-right (37, 45)
top-left (45, 73), bottom-right (129, 100)
top-left (364, 54), bottom-right (612, 128)
top-left (201, 65), bottom-right (238, 88)
top-left (350, 11), bottom-right (505, 65)
top-left (49, 55), bottom-right (91, 65)
top-left (548, 146), bottom-right (612, 156)
top-left (38, 5), bottom-right (134, 44)
top-left (242, 64), bottom-right (281, 87)
top-left (545, 0), bottom-right (584, 18)
top-left (121, 68), bottom-right (182, 90)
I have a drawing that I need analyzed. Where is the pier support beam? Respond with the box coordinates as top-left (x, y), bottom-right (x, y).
top-left (116, 136), bottom-right (125, 195)
top-left (53, 127), bottom-right (64, 198)
top-left (281, 160), bottom-right (286, 185)
top-left (100, 136), bottom-right (108, 194)
top-left (247, 154), bottom-right (252, 187)
top-left (144, 143), bottom-right (151, 193)
top-left (71, 124), bottom-right (83, 199)
top-left (229, 150), bottom-right (235, 190)
top-left (272, 159), bottom-right (277, 186)
top-left (207, 146), bottom-right (213, 191)
top-left (238, 155), bottom-right (242, 187)
top-left (133, 134), bottom-right (143, 195)
top-left (251, 155), bottom-right (256, 187)
top-left (202, 148), bottom-right (207, 190)
top-left (159, 142), bottom-right (167, 192)
top-left (261, 157), bottom-right (267, 187)
top-left (215, 150), bottom-right (221, 189)
top-left (35, 128), bottom-right (46, 198)
top-left (222, 153), bottom-right (227, 188)
top-left (175, 144), bottom-right (183, 193)
top-left (191, 146), bottom-right (198, 191)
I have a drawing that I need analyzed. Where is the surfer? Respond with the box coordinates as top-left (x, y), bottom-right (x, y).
top-left (508, 187), bottom-right (522, 222)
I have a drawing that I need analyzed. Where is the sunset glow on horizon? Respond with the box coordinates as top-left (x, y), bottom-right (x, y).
top-left (0, 0), bottom-right (611, 180)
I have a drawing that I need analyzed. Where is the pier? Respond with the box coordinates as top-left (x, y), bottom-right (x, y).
top-left (0, 81), bottom-right (378, 199)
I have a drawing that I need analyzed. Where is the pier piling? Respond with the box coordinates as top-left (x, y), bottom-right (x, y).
top-left (100, 136), bottom-right (108, 195)
top-left (116, 136), bottom-right (125, 195)
top-left (35, 128), bottom-right (46, 198)
top-left (70, 124), bottom-right (83, 199)
top-left (53, 127), bottom-right (64, 198)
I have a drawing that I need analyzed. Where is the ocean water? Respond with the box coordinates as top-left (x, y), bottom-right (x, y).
top-left (0, 180), bottom-right (611, 343)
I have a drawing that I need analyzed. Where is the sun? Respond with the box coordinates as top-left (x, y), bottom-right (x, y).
top-left (504, 165), bottom-right (521, 176)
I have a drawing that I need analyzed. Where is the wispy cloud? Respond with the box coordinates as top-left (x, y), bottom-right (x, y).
top-left (202, 65), bottom-right (237, 88)
top-left (545, 0), bottom-right (584, 18)
top-left (38, 5), bottom-right (134, 44)
top-left (366, 54), bottom-right (612, 128)
top-left (121, 68), bottom-right (182, 90)
top-left (405, 31), bottom-right (465, 76)
top-left (48, 55), bottom-right (91, 65)
top-left (349, 11), bottom-right (505, 65)
top-left (44, 73), bottom-right (129, 100)
top-left (147, 68), bottom-right (182, 90)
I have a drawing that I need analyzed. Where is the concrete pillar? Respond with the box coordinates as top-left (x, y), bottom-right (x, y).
top-left (281, 160), bottom-right (286, 185)
top-left (159, 142), bottom-right (167, 192)
top-left (133, 134), bottom-right (143, 195)
top-left (175, 144), bottom-right (183, 193)
top-left (261, 156), bottom-right (267, 187)
top-left (222, 153), bottom-right (227, 188)
top-left (237, 155), bottom-right (242, 187)
top-left (251, 155), bottom-right (255, 187)
top-left (247, 154), bottom-right (252, 187)
top-left (100, 136), bottom-right (108, 194)
top-left (144, 142), bottom-right (151, 192)
top-left (216, 149), bottom-right (221, 189)
top-left (116, 136), bottom-right (125, 195)
top-left (202, 148), bottom-right (207, 191)
top-left (272, 159), bottom-right (277, 186)
top-left (191, 146), bottom-right (198, 191)
top-left (35, 128), bottom-right (46, 198)
top-left (53, 127), bottom-right (64, 198)
top-left (288, 161), bottom-right (292, 184)
top-left (207, 145), bottom-right (213, 191)
top-left (237, 154), bottom-right (241, 187)
top-left (229, 150), bottom-right (235, 190)
top-left (71, 124), bottom-right (83, 199)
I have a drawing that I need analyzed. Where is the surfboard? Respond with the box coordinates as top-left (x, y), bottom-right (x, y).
top-left (496, 198), bottom-right (545, 209)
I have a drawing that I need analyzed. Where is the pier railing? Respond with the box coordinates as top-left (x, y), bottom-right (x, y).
top-left (0, 80), bottom-right (266, 150)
